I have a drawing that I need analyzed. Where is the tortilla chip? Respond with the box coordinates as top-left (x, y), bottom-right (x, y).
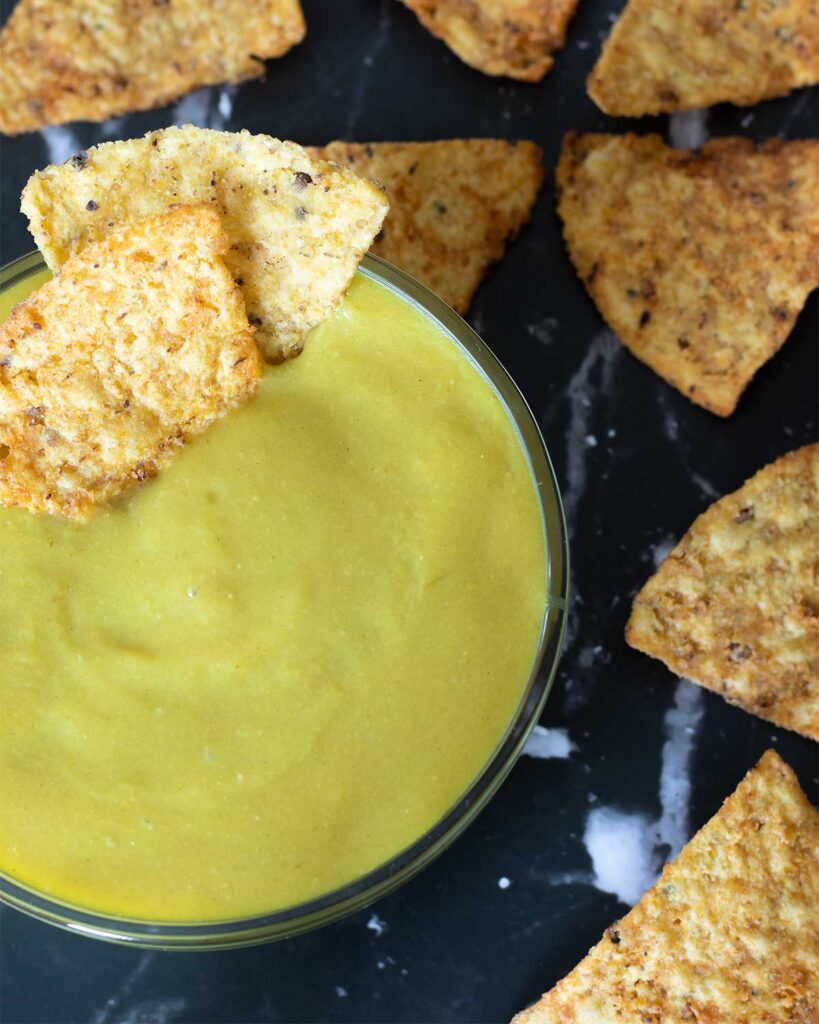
top-left (587, 0), bottom-right (819, 115)
top-left (0, 205), bottom-right (261, 519)
top-left (398, 0), bottom-right (579, 81)
top-left (556, 133), bottom-right (819, 416)
top-left (309, 139), bottom-right (543, 314)
top-left (0, 0), bottom-right (305, 135)
top-left (626, 445), bottom-right (819, 740)
top-left (514, 750), bottom-right (819, 1023)
top-left (21, 127), bottom-right (389, 362)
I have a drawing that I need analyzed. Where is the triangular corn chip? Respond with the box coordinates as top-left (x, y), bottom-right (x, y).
top-left (0, 0), bottom-right (305, 135)
top-left (627, 444), bottom-right (819, 740)
top-left (556, 133), bottom-right (819, 416)
top-left (0, 205), bottom-right (261, 519)
top-left (21, 127), bottom-right (389, 362)
top-left (514, 750), bottom-right (819, 1023)
top-left (309, 139), bottom-right (543, 314)
top-left (587, 0), bottom-right (819, 115)
top-left (398, 0), bottom-right (579, 81)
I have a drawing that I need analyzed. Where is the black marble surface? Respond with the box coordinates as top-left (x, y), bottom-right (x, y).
top-left (0, 1), bottom-right (817, 1021)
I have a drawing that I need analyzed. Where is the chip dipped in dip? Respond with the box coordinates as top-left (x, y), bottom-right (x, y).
top-left (0, 259), bottom-right (553, 927)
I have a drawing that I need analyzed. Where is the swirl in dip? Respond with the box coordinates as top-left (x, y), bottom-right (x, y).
top-left (0, 268), bottom-right (546, 922)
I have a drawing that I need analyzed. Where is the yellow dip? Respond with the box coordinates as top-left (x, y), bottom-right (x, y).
top-left (0, 271), bottom-right (546, 922)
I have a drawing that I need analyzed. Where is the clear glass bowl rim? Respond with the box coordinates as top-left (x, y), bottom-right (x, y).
top-left (0, 250), bottom-right (569, 950)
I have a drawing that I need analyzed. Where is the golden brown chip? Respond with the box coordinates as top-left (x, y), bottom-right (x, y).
top-left (514, 750), bottom-right (819, 1024)
top-left (556, 133), bottom-right (819, 416)
top-left (0, 0), bottom-right (305, 135)
top-left (0, 205), bottom-right (261, 519)
top-left (309, 139), bottom-right (543, 314)
top-left (587, 0), bottom-right (819, 115)
top-left (398, 0), bottom-right (579, 81)
top-left (626, 444), bottom-right (819, 740)
top-left (21, 126), bottom-right (389, 363)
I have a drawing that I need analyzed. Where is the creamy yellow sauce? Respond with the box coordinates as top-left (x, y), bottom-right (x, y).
top-left (0, 271), bottom-right (546, 922)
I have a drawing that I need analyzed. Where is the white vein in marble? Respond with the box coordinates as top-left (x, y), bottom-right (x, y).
top-left (96, 116), bottom-right (129, 141)
top-left (111, 999), bottom-right (186, 1024)
top-left (562, 329), bottom-right (621, 539)
top-left (526, 316), bottom-right (560, 347)
top-left (367, 911), bottom-right (387, 936)
top-left (217, 85), bottom-right (235, 123)
top-left (550, 678), bottom-right (703, 906)
top-left (689, 469), bottom-right (719, 501)
top-left (173, 85), bottom-right (235, 131)
top-left (584, 806), bottom-right (657, 905)
top-left (91, 953), bottom-right (159, 1024)
top-left (39, 124), bottom-right (84, 166)
top-left (523, 725), bottom-right (575, 760)
top-left (777, 90), bottom-right (812, 137)
top-left (656, 390), bottom-right (720, 499)
top-left (656, 678), bottom-right (704, 859)
top-left (346, 0), bottom-right (392, 139)
top-left (650, 534), bottom-right (677, 568)
top-left (668, 109), bottom-right (710, 150)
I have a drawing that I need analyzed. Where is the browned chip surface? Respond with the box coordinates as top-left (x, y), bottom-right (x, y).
top-left (0, 205), bottom-right (261, 519)
top-left (309, 139), bottom-right (543, 313)
top-left (514, 750), bottom-right (819, 1024)
top-left (398, 0), bottom-right (579, 81)
top-left (626, 444), bottom-right (819, 740)
top-left (0, 0), bottom-right (305, 134)
top-left (556, 133), bottom-right (819, 416)
top-left (587, 0), bottom-right (819, 116)
top-left (21, 127), bottom-right (389, 363)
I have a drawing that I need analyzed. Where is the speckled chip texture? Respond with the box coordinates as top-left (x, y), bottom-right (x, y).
top-left (309, 139), bottom-right (543, 314)
top-left (398, 0), bottom-right (579, 81)
top-left (626, 445), bottom-right (819, 740)
top-left (0, 0), bottom-right (305, 135)
top-left (556, 133), bottom-right (819, 416)
top-left (0, 205), bottom-right (261, 520)
top-left (21, 127), bottom-right (389, 362)
top-left (587, 0), bottom-right (819, 115)
top-left (513, 750), bottom-right (819, 1024)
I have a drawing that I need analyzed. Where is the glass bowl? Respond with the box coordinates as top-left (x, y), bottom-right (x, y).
top-left (0, 250), bottom-right (569, 949)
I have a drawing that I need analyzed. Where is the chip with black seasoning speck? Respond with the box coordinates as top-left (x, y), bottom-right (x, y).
top-left (21, 127), bottom-right (389, 363)
top-left (0, 205), bottom-right (261, 519)
top-left (309, 139), bottom-right (543, 314)
top-left (627, 443), bottom-right (819, 740)
top-left (587, 0), bottom-right (819, 115)
top-left (514, 750), bottom-right (819, 1022)
top-left (556, 132), bottom-right (819, 416)
top-left (398, 0), bottom-right (579, 81)
top-left (0, 0), bottom-right (305, 134)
